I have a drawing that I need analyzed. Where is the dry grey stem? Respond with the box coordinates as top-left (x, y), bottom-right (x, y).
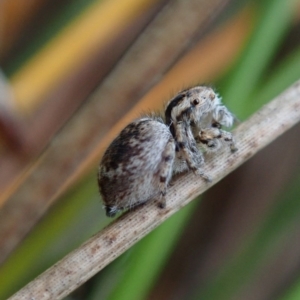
top-left (9, 81), bottom-right (300, 300)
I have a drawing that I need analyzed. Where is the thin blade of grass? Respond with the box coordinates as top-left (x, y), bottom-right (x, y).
top-left (0, 174), bottom-right (109, 300)
top-left (221, 0), bottom-right (299, 119)
top-left (252, 45), bottom-right (300, 109)
top-left (104, 202), bottom-right (197, 300)
top-left (194, 169), bottom-right (300, 300)
top-left (279, 273), bottom-right (300, 300)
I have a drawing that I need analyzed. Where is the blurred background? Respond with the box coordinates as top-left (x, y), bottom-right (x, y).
top-left (0, 0), bottom-right (300, 299)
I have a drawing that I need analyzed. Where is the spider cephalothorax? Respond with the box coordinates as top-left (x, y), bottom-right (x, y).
top-left (165, 86), bottom-right (236, 176)
top-left (98, 86), bottom-right (237, 217)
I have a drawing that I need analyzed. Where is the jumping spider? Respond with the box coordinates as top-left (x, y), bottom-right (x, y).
top-left (98, 86), bottom-right (237, 217)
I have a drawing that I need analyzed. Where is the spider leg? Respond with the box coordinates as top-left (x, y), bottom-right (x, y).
top-left (155, 137), bottom-right (175, 208)
top-left (198, 127), bottom-right (237, 153)
top-left (220, 130), bottom-right (237, 152)
top-left (175, 122), bottom-right (210, 181)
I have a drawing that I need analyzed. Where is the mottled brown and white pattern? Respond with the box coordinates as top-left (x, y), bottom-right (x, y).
top-left (98, 86), bottom-right (237, 217)
top-left (98, 117), bottom-right (175, 217)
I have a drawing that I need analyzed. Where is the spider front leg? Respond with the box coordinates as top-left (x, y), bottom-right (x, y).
top-left (212, 121), bottom-right (237, 152)
top-left (174, 121), bottom-right (210, 182)
top-left (198, 126), bottom-right (237, 153)
top-left (220, 129), bottom-right (237, 152)
top-left (213, 104), bottom-right (236, 128)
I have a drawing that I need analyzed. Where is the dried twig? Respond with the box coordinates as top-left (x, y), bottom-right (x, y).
top-left (8, 81), bottom-right (300, 300)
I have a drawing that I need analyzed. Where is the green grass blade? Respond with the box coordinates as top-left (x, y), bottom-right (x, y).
top-left (221, 0), bottom-right (299, 119)
top-left (0, 173), bottom-right (109, 299)
top-left (193, 171), bottom-right (300, 300)
top-left (279, 277), bottom-right (300, 300)
top-left (252, 46), bottom-right (300, 111)
top-left (89, 200), bottom-right (198, 300)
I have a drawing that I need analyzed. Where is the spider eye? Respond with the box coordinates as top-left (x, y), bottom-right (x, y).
top-left (193, 99), bottom-right (199, 105)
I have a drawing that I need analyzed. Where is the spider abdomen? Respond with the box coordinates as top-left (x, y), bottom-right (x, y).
top-left (98, 118), bottom-right (175, 217)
